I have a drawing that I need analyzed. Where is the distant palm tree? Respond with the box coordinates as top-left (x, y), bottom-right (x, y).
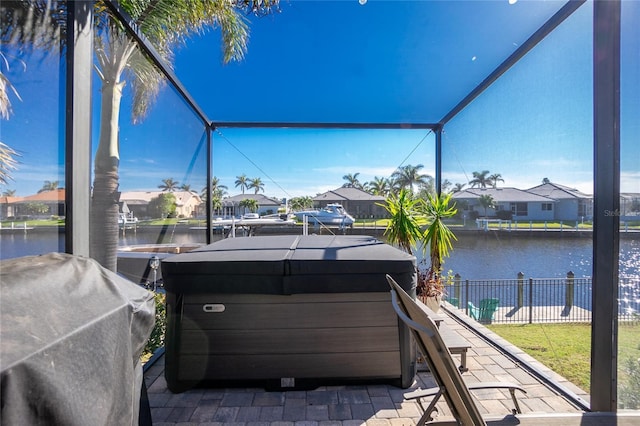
top-left (201, 176), bottom-right (228, 199)
top-left (289, 196), bottom-right (313, 211)
top-left (489, 173), bottom-right (504, 188)
top-left (469, 170), bottom-right (491, 188)
top-left (391, 164), bottom-right (430, 193)
top-left (239, 198), bottom-right (258, 214)
top-left (2, 188), bottom-right (16, 196)
top-left (249, 177), bottom-right (264, 194)
top-left (452, 183), bottom-right (466, 193)
top-left (368, 176), bottom-right (391, 196)
top-left (478, 194), bottom-right (496, 217)
top-left (342, 172), bottom-right (362, 189)
top-left (179, 183), bottom-right (192, 192)
top-left (235, 174), bottom-right (249, 194)
top-left (38, 180), bottom-right (59, 193)
top-left (159, 178), bottom-right (179, 192)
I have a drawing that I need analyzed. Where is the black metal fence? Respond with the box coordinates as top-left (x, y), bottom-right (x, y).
top-left (444, 273), bottom-right (640, 324)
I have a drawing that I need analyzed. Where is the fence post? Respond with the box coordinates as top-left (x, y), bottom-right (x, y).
top-left (465, 279), bottom-right (470, 316)
top-left (565, 271), bottom-right (575, 309)
top-left (528, 278), bottom-right (533, 324)
top-left (517, 272), bottom-right (524, 309)
top-left (454, 273), bottom-right (461, 304)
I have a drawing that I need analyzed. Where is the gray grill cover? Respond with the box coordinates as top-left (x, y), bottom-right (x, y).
top-left (162, 235), bottom-right (416, 295)
top-left (0, 253), bottom-right (155, 425)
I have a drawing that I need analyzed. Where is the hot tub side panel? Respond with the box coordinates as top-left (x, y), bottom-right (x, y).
top-left (165, 292), bottom-right (414, 391)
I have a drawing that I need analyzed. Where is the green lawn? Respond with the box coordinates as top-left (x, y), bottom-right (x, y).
top-left (486, 322), bottom-right (640, 394)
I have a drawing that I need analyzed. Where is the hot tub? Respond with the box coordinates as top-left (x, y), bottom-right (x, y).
top-left (161, 235), bottom-right (416, 392)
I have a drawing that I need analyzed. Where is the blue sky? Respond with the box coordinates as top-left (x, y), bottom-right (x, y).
top-left (1, 0), bottom-right (638, 199)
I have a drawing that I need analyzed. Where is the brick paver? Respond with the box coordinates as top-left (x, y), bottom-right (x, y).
top-left (144, 309), bottom-right (587, 425)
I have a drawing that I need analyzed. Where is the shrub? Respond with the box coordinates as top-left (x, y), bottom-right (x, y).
top-left (496, 210), bottom-right (513, 220)
top-left (620, 356), bottom-right (640, 409)
top-left (142, 292), bottom-right (166, 363)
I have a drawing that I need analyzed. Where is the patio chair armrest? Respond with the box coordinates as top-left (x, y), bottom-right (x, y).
top-left (468, 382), bottom-right (527, 414)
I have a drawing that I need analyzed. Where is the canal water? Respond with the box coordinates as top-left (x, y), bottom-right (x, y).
top-left (1, 228), bottom-right (638, 280)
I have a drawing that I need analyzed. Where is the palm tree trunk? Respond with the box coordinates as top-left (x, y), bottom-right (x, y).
top-left (90, 78), bottom-right (124, 272)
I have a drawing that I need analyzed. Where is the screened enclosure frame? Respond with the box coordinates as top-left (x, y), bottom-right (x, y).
top-left (63, 0), bottom-right (621, 412)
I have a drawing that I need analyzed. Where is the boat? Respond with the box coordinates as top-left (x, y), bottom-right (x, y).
top-left (118, 212), bottom-right (139, 229)
top-left (294, 203), bottom-right (355, 227)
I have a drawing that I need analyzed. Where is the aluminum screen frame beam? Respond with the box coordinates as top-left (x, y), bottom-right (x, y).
top-left (438, 0), bottom-right (586, 126)
top-left (212, 122), bottom-right (440, 130)
top-left (65, 0), bottom-right (93, 257)
top-left (590, 0), bottom-right (621, 413)
top-left (102, 0), bottom-right (211, 127)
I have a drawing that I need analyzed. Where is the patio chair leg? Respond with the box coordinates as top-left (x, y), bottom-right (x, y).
top-left (415, 390), bottom-right (443, 425)
top-left (509, 388), bottom-right (522, 414)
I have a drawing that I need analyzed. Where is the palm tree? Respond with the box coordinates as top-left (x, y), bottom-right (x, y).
top-left (2, 1), bottom-right (279, 271)
top-left (420, 192), bottom-right (458, 300)
top-left (0, 142), bottom-right (19, 186)
top-left (201, 176), bottom-right (228, 199)
top-left (489, 173), bottom-right (504, 188)
top-left (452, 183), bottom-right (466, 193)
top-left (38, 180), bottom-right (59, 193)
top-left (378, 188), bottom-right (424, 255)
top-left (235, 174), bottom-right (249, 194)
top-left (391, 164), bottom-right (430, 193)
top-left (158, 178), bottom-right (179, 192)
top-left (179, 183), bottom-right (192, 192)
top-left (239, 198), bottom-right (259, 214)
top-left (289, 196), bottom-right (313, 211)
top-left (249, 177), bottom-right (264, 194)
top-left (469, 170), bottom-right (491, 188)
top-left (367, 176), bottom-right (391, 196)
top-left (342, 172), bottom-right (362, 189)
top-left (2, 188), bottom-right (16, 196)
top-left (478, 194), bottom-right (496, 217)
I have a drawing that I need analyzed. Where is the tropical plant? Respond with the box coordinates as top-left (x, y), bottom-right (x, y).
top-left (478, 194), bottom-right (496, 217)
top-left (179, 183), bottom-right (192, 192)
top-left (342, 172), bottom-right (362, 189)
top-left (489, 173), bottom-right (504, 188)
top-left (158, 178), bottom-right (179, 192)
top-left (391, 164), bottom-right (430, 194)
top-left (2, 1), bottom-right (279, 271)
top-left (38, 180), bottom-right (59, 193)
top-left (469, 170), bottom-right (491, 188)
top-left (367, 176), bottom-right (391, 196)
top-left (201, 176), bottom-right (228, 199)
top-left (239, 197), bottom-right (258, 214)
top-left (2, 188), bottom-right (16, 196)
top-left (452, 183), bottom-right (466, 193)
top-left (289, 196), bottom-right (313, 211)
top-left (248, 177), bottom-right (264, 194)
top-left (378, 188), bottom-right (424, 255)
top-left (147, 192), bottom-right (176, 218)
top-left (0, 142), bottom-right (19, 185)
top-left (419, 192), bottom-right (458, 299)
top-left (23, 201), bottom-right (49, 215)
top-left (235, 174), bottom-right (249, 194)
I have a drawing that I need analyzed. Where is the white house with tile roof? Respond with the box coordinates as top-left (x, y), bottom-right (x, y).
top-left (527, 182), bottom-right (593, 221)
top-left (221, 193), bottom-right (283, 217)
top-left (452, 187), bottom-right (556, 221)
